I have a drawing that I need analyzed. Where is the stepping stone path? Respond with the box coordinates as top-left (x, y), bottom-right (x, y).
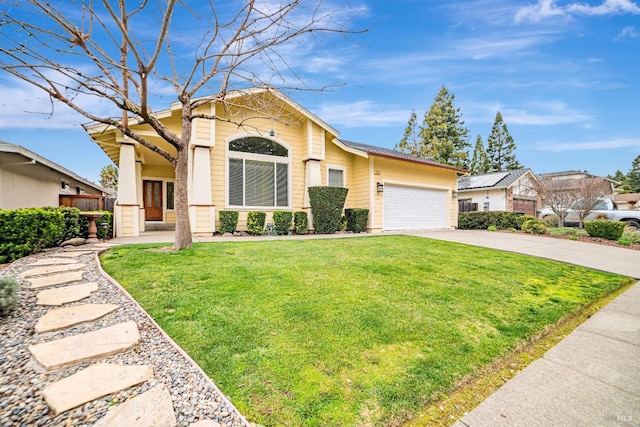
top-left (14, 246), bottom-right (218, 427)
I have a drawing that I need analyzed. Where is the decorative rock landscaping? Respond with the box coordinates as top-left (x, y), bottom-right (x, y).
top-left (0, 244), bottom-right (248, 427)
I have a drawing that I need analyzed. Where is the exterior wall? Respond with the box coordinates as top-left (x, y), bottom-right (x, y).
top-left (457, 189), bottom-right (507, 212)
top-left (0, 161), bottom-right (102, 210)
top-left (369, 156), bottom-right (459, 231)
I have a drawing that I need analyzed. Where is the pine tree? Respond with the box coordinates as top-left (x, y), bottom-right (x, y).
top-left (395, 110), bottom-right (421, 156)
top-left (470, 135), bottom-right (490, 174)
top-left (486, 111), bottom-right (522, 172)
top-left (419, 86), bottom-right (470, 169)
top-left (625, 155), bottom-right (640, 193)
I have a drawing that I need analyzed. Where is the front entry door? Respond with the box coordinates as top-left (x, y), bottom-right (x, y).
top-left (143, 180), bottom-right (163, 221)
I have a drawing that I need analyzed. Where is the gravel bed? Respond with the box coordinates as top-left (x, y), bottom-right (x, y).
top-left (0, 247), bottom-right (249, 427)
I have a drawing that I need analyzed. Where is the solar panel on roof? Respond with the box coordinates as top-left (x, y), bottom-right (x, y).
top-left (465, 171), bottom-right (510, 189)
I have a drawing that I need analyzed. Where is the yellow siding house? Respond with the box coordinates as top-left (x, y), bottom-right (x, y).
top-left (86, 88), bottom-right (465, 237)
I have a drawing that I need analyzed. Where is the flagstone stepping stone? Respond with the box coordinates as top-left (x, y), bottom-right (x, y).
top-left (35, 304), bottom-right (120, 333)
top-left (29, 321), bottom-right (140, 370)
top-left (19, 263), bottom-right (84, 278)
top-left (30, 258), bottom-right (81, 266)
top-left (94, 385), bottom-right (176, 427)
top-left (42, 363), bottom-right (154, 415)
top-left (28, 271), bottom-right (84, 289)
top-left (53, 251), bottom-right (92, 258)
top-left (36, 283), bottom-right (99, 306)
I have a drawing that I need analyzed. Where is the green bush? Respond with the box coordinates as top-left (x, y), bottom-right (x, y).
top-left (522, 219), bottom-right (547, 234)
top-left (273, 211), bottom-right (293, 236)
top-left (345, 208), bottom-right (369, 233)
top-left (541, 214), bottom-right (559, 227)
top-left (95, 211), bottom-right (114, 239)
top-left (337, 215), bottom-right (347, 232)
top-left (247, 212), bottom-right (266, 235)
top-left (0, 208), bottom-right (66, 263)
top-left (487, 225), bottom-right (497, 232)
top-left (0, 277), bottom-right (19, 317)
top-left (308, 186), bottom-right (348, 234)
top-left (458, 211), bottom-right (520, 230)
top-left (617, 227), bottom-right (640, 246)
top-left (294, 211), bottom-right (308, 235)
top-left (516, 215), bottom-right (537, 230)
top-left (49, 206), bottom-right (83, 242)
top-left (585, 220), bottom-right (625, 241)
top-left (219, 211), bottom-right (239, 234)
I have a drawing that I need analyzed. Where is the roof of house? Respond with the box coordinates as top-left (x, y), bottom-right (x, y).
top-left (0, 141), bottom-right (107, 194)
top-left (538, 170), bottom-right (619, 185)
top-left (458, 168), bottom-right (533, 191)
top-left (337, 139), bottom-right (468, 173)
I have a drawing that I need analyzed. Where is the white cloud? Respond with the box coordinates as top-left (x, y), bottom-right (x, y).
top-left (537, 137), bottom-right (640, 151)
top-left (502, 101), bottom-right (593, 125)
top-left (616, 25), bottom-right (640, 39)
top-left (515, 0), bottom-right (640, 23)
top-left (315, 100), bottom-right (410, 128)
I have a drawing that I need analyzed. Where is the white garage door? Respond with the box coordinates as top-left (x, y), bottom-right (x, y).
top-left (384, 185), bottom-right (448, 230)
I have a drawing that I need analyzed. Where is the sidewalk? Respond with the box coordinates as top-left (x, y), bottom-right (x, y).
top-left (407, 230), bottom-right (640, 427)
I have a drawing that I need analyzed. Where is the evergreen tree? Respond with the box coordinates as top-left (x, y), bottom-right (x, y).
top-left (419, 86), bottom-right (470, 169)
top-left (486, 111), bottom-right (522, 172)
top-left (395, 109), bottom-right (421, 156)
top-left (470, 135), bottom-right (490, 174)
top-left (611, 169), bottom-right (632, 194)
top-left (625, 155), bottom-right (640, 193)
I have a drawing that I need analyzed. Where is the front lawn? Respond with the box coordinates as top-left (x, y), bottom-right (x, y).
top-left (101, 236), bottom-right (631, 426)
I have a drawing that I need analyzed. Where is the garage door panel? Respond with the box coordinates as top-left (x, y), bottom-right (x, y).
top-left (384, 185), bottom-right (447, 230)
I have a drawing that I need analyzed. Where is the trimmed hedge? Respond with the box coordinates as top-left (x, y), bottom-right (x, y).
top-left (345, 208), bottom-right (369, 233)
top-left (516, 215), bottom-right (536, 230)
top-left (585, 220), bottom-right (625, 240)
top-left (294, 211), bottom-right (308, 235)
top-left (273, 211), bottom-right (293, 236)
top-left (0, 208), bottom-right (65, 263)
top-left (522, 219), bottom-right (547, 234)
top-left (458, 211), bottom-right (521, 230)
top-left (247, 212), bottom-right (266, 235)
top-left (308, 186), bottom-right (348, 234)
top-left (219, 211), bottom-right (239, 234)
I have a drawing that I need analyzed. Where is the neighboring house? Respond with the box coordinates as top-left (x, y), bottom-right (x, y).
top-left (457, 169), bottom-right (540, 216)
top-left (0, 141), bottom-right (107, 210)
top-left (613, 193), bottom-right (640, 210)
top-left (86, 88), bottom-right (466, 237)
top-left (537, 170), bottom-right (618, 196)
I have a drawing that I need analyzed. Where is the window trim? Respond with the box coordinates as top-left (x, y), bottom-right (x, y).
top-left (325, 164), bottom-right (346, 187)
top-left (225, 133), bottom-right (292, 209)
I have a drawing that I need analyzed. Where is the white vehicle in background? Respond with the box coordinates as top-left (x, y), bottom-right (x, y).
top-left (539, 197), bottom-right (640, 229)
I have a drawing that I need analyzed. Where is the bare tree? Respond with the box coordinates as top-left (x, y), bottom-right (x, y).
top-left (0, 0), bottom-right (360, 249)
top-left (534, 178), bottom-right (580, 227)
top-left (572, 177), bottom-right (607, 228)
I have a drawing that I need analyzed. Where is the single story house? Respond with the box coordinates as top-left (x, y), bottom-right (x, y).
top-left (0, 141), bottom-right (107, 210)
top-left (86, 88), bottom-right (466, 237)
top-left (613, 193), bottom-right (639, 210)
top-left (457, 168), bottom-right (540, 216)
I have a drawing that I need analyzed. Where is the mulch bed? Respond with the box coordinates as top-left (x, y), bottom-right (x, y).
top-left (502, 230), bottom-right (640, 251)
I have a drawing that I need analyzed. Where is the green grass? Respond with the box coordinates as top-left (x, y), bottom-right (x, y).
top-left (100, 236), bottom-right (631, 426)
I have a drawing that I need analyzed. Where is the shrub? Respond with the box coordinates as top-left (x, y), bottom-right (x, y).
top-left (308, 186), bottom-right (348, 234)
top-left (273, 211), bottom-right (293, 236)
top-left (458, 212), bottom-right (520, 230)
top-left (50, 206), bottom-right (83, 242)
top-left (247, 212), bottom-right (266, 235)
top-left (516, 215), bottom-right (537, 230)
top-left (345, 208), bottom-right (369, 233)
top-left (0, 277), bottom-right (19, 317)
top-left (617, 226), bottom-right (640, 246)
top-left (541, 214), bottom-right (559, 227)
top-left (95, 211), bottom-right (114, 239)
top-left (336, 215), bottom-right (347, 232)
top-left (585, 220), bottom-right (625, 241)
top-left (522, 219), bottom-right (547, 234)
top-left (294, 211), bottom-right (308, 235)
top-left (487, 225), bottom-right (497, 232)
top-left (0, 208), bottom-right (65, 263)
top-left (219, 211), bottom-right (239, 234)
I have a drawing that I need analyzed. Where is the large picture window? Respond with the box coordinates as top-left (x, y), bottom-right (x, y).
top-left (228, 137), bottom-right (289, 207)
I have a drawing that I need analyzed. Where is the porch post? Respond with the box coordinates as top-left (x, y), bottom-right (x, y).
top-left (136, 160), bottom-right (144, 233)
top-left (116, 143), bottom-right (140, 237)
top-left (190, 145), bottom-right (215, 234)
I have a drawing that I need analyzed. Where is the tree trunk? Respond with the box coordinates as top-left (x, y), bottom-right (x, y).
top-left (173, 137), bottom-right (193, 250)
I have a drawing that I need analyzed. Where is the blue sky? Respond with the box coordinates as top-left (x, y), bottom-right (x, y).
top-left (1, 0), bottom-right (639, 184)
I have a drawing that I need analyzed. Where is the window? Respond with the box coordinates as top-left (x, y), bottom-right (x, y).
top-left (327, 168), bottom-right (345, 187)
top-left (61, 180), bottom-right (70, 192)
top-left (75, 186), bottom-right (85, 195)
top-left (166, 182), bottom-right (175, 210)
top-left (228, 137), bottom-right (289, 207)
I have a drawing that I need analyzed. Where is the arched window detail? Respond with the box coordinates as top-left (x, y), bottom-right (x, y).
top-left (227, 137), bottom-right (290, 208)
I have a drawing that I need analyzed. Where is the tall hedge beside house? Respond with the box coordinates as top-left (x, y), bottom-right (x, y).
top-left (458, 211), bottom-right (521, 230)
top-left (308, 186), bottom-right (348, 234)
top-left (0, 208), bottom-right (65, 263)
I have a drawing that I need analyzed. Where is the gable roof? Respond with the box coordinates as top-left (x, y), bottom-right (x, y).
top-left (337, 139), bottom-right (468, 173)
top-left (0, 141), bottom-right (107, 194)
top-left (458, 168), bottom-right (533, 191)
